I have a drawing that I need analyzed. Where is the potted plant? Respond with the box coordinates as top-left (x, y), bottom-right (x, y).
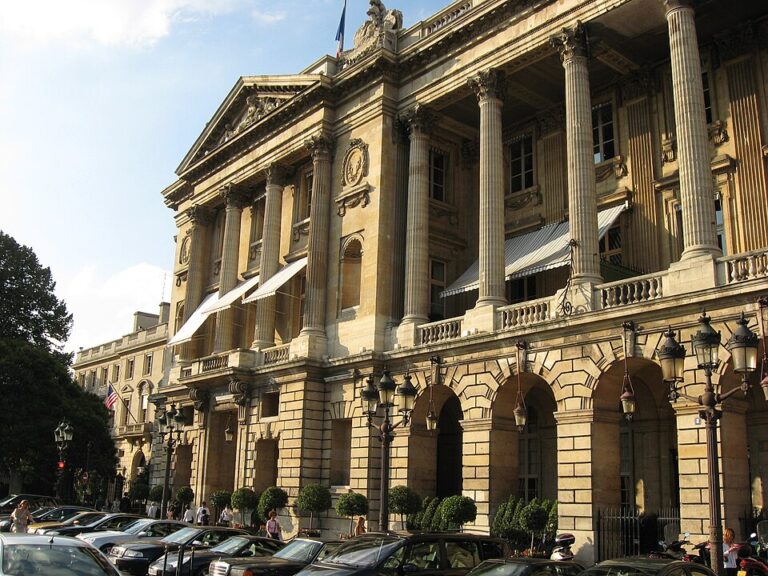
top-left (211, 489), bottom-right (233, 525)
top-left (439, 495), bottom-right (477, 531)
top-left (389, 485), bottom-right (421, 530)
top-left (297, 484), bottom-right (332, 534)
top-left (258, 486), bottom-right (289, 524)
top-left (231, 488), bottom-right (259, 527)
top-left (336, 491), bottom-right (369, 537)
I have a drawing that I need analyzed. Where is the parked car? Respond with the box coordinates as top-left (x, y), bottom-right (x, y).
top-left (0, 505), bottom-right (86, 532)
top-left (0, 533), bottom-right (122, 575)
top-left (295, 532), bottom-right (510, 576)
top-left (149, 534), bottom-right (285, 576)
top-left (579, 558), bottom-right (717, 576)
top-left (30, 510), bottom-right (105, 533)
top-left (78, 518), bottom-right (189, 553)
top-left (467, 557), bottom-right (585, 576)
top-left (0, 494), bottom-right (58, 517)
top-left (41, 512), bottom-right (144, 537)
top-left (209, 537), bottom-right (341, 576)
top-left (108, 525), bottom-right (248, 576)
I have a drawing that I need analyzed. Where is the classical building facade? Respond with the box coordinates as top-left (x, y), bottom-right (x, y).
top-left (158, 0), bottom-right (768, 560)
top-left (73, 304), bottom-right (170, 498)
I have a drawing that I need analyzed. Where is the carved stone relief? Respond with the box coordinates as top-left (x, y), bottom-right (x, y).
top-left (338, 0), bottom-right (403, 68)
top-left (337, 139), bottom-right (372, 217)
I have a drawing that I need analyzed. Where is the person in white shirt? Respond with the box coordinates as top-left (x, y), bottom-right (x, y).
top-left (196, 501), bottom-right (210, 526)
top-left (266, 510), bottom-right (282, 541)
top-left (219, 506), bottom-right (234, 527)
top-left (182, 505), bottom-right (194, 523)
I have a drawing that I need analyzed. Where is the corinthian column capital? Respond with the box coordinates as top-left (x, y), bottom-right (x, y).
top-left (550, 21), bottom-right (589, 63)
top-left (186, 204), bottom-right (213, 225)
top-left (468, 68), bottom-right (505, 102)
top-left (399, 104), bottom-right (436, 137)
top-left (219, 183), bottom-right (249, 209)
top-left (265, 163), bottom-right (290, 188)
top-left (304, 133), bottom-right (334, 159)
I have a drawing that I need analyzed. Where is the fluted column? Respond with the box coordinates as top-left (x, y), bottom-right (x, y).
top-left (400, 106), bottom-right (433, 326)
top-left (551, 23), bottom-right (601, 285)
top-left (300, 134), bottom-right (334, 337)
top-left (469, 69), bottom-right (507, 307)
top-left (253, 165), bottom-right (287, 348)
top-left (214, 184), bottom-right (248, 353)
top-left (663, 0), bottom-right (719, 258)
top-left (179, 205), bottom-right (212, 360)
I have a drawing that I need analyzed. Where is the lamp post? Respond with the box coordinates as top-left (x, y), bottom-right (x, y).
top-left (360, 369), bottom-right (417, 531)
top-left (54, 419), bottom-right (73, 500)
top-left (159, 404), bottom-right (185, 519)
top-left (638, 308), bottom-right (763, 576)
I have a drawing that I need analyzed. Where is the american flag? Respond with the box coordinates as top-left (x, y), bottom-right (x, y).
top-left (104, 384), bottom-right (118, 410)
top-left (335, 0), bottom-right (346, 58)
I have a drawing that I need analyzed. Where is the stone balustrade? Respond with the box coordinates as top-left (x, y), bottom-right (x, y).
top-left (420, 317), bottom-right (463, 345)
top-left (263, 344), bottom-right (291, 365)
top-left (596, 272), bottom-right (667, 310)
top-left (499, 296), bottom-right (553, 330)
top-left (719, 248), bottom-right (768, 284)
top-left (201, 353), bottom-right (229, 372)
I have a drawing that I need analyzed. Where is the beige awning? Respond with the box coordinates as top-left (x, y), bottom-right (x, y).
top-left (167, 291), bottom-right (220, 346)
top-left (242, 257), bottom-right (308, 303)
top-left (203, 274), bottom-right (260, 314)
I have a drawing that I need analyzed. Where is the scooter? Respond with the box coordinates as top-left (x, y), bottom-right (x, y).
top-left (757, 521), bottom-right (768, 561)
top-left (737, 544), bottom-right (768, 576)
top-left (650, 532), bottom-right (703, 563)
top-left (550, 533), bottom-right (576, 561)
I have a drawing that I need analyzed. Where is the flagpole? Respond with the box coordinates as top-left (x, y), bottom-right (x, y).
top-left (108, 384), bottom-right (142, 426)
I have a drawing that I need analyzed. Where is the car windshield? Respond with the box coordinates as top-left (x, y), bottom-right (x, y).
top-left (162, 527), bottom-right (201, 544)
top-left (322, 537), bottom-right (402, 568)
top-left (210, 536), bottom-right (251, 554)
top-left (120, 519), bottom-right (150, 533)
top-left (274, 540), bottom-right (322, 562)
top-left (64, 513), bottom-right (103, 526)
top-left (0, 495), bottom-right (18, 507)
top-left (3, 542), bottom-right (119, 575)
top-left (582, 566), bottom-right (660, 576)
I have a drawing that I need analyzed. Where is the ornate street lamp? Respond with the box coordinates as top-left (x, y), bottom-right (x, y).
top-left (159, 404), bottom-right (186, 519)
top-left (54, 419), bottom-right (73, 499)
top-left (359, 368), bottom-right (417, 531)
top-left (627, 307), bottom-right (762, 576)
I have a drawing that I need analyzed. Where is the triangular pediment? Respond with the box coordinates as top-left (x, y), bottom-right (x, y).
top-left (178, 75), bottom-right (325, 174)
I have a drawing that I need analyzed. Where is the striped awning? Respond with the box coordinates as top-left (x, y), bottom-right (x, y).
top-left (203, 274), bottom-right (260, 315)
top-left (441, 203), bottom-right (626, 297)
top-left (168, 291), bottom-right (220, 346)
top-left (242, 257), bottom-right (308, 303)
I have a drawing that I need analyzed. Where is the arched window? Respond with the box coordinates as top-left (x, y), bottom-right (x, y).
top-left (340, 239), bottom-right (362, 310)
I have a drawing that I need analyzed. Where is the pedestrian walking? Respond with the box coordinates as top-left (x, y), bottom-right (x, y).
top-left (196, 501), bottom-right (210, 526)
top-left (266, 510), bottom-right (282, 541)
top-left (10, 500), bottom-right (32, 533)
top-left (219, 505), bottom-right (234, 527)
top-left (355, 516), bottom-right (366, 536)
top-left (182, 504), bottom-right (194, 523)
top-left (119, 493), bottom-right (131, 513)
top-left (723, 527), bottom-right (738, 576)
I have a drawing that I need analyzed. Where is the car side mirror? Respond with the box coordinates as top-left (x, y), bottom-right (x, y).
top-left (192, 540), bottom-right (204, 547)
top-left (138, 531), bottom-right (148, 537)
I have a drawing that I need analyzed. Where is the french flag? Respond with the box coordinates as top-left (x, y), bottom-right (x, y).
top-left (335, 0), bottom-right (347, 58)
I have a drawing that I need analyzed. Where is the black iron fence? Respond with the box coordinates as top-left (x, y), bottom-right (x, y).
top-left (597, 507), bottom-right (681, 561)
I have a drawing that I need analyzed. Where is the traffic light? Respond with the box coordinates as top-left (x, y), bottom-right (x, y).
top-left (57, 461), bottom-right (65, 470)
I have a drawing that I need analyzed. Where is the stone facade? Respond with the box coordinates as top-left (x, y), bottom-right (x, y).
top-left (73, 304), bottom-right (170, 499)
top-left (153, 0), bottom-right (768, 562)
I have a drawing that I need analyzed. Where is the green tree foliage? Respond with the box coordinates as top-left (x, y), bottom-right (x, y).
top-left (492, 497), bottom-right (559, 555)
top-left (336, 492), bottom-right (369, 536)
top-left (491, 501), bottom-right (508, 537)
top-left (149, 485), bottom-right (165, 503)
top-left (419, 497), bottom-right (441, 531)
top-left (258, 486), bottom-right (289, 522)
top-left (231, 488), bottom-right (259, 511)
top-left (520, 499), bottom-right (549, 552)
top-left (129, 482), bottom-right (149, 502)
top-left (297, 484), bottom-right (332, 530)
top-left (175, 486), bottom-right (195, 506)
top-left (0, 231), bottom-right (72, 353)
top-left (211, 489), bottom-right (233, 520)
top-left (389, 486), bottom-right (421, 530)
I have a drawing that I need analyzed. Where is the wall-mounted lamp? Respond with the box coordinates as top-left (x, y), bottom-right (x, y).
top-left (620, 321), bottom-right (637, 421)
top-left (224, 413), bottom-right (234, 443)
top-left (514, 342), bottom-right (528, 431)
top-left (427, 356), bottom-right (441, 432)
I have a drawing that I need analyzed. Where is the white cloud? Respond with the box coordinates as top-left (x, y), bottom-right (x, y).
top-left (62, 263), bottom-right (172, 352)
top-left (250, 9), bottom-right (286, 25)
top-left (0, 0), bottom-right (246, 47)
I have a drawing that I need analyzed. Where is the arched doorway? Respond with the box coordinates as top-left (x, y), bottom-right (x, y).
top-left (204, 410), bottom-right (237, 495)
top-left (436, 395), bottom-right (463, 497)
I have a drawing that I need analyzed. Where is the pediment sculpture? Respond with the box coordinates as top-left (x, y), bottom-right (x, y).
top-left (218, 95), bottom-right (282, 146)
top-left (339, 0), bottom-right (403, 68)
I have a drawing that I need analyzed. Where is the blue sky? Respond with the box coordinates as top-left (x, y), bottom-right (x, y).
top-left (0, 0), bottom-right (450, 351)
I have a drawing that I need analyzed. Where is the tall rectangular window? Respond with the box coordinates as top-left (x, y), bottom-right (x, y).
top-left (210, 209), bottom-right (226, 279)
top-left (295, 169), bottom-right (313, 222)
top-left (120, 397), bottom-right (131, 427)
top-left (592, 102), bottom-right (615, 163)
top-left (143, 353), bottom-right (153, 375)
top-left (126, 358), bottom-right (135, 380)
top-left (249, 196), bottom-right (266, 266)
top-left (702, 72), bottom-right (713, 125)
top-left (112, 363), bottom-right (120, 382)
top-left (715, 194), bottom-right (726, 254)
top-left (599, 222), bottom-right (623, 265)
top-left (101, 367), bottom-right (109, 387)
top-left (429, 259), bottom-right (446, 321)
top-left (261, 392), bottom-right (280, 418)
top-left (508, 276), bottom-right (537, 304)
top-left (330, 419), bottom-right (352, 486)
top-left (429, 150), bottom-right (447, 202)
top-left (509, 133), bottom-right (534, 193)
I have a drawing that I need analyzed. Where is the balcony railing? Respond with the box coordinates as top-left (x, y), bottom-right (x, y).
top-left (596, 272), bottom-right (666, 310)
top-left (499, 296), bottom-right (553, 330)
top-left (263, 344), bottom-right (290, 366)
top-left (114, 422), bottom-right (152, 438)
top-left (420, 317), bottom-right (463, 345)
top-left (720, 248), bottom-right (768, 284)
top-left (201, 353), bottom-right (229, 373)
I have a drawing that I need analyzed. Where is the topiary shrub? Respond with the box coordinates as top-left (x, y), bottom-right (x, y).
top-left (231, 488), bottom-right (259, 527)
top-left (211, 490), bottom-right (232, 523)
top-left (175, 486), bottom-right (194, 507)
top-left (148, 485), bottom-right (165, 503)
top-left (439, 495), bottom-right (477, 530)
top-left (420, 497), bottom-right (441, 531)
top-left (336, 492), bottom-right (369, 536)
top-left (297, 484), bottom-right (332, 531)
top-left (258, 486), bottom-right (289, 522)
top-left (129, 482), bottom-right (149, 502)
top-left (389, 486), bottom-right (421, 530)
top-left (491, 501), bottom-right (508, 537)
top-left (520, 499), bottom-right (549, 554)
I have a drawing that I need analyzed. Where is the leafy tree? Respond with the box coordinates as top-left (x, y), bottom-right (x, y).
top-left (176, 486), bottom-right (194, 506)
top-left (0, 231), bottom-right (72, 353)
top-left (520, 499), bottom-right (549, 553)
top-left (420, 497), bottom-right (441, 531)
top-left (336, 492), bottom-right (369, 535)
top-left (389, 486), bottom-right (421, 530)
top-left (491, 501), bottom-right (508, 537)
top-left (258, 486), bottom-right (289, 522)
top-left (149, 485), bottom-right (165, 503)
top-left (231, 488), bottom-right (259, 527)
top-left (129, 482), bottom-right (149, 502)
top-left (439, 495), bottom-right (477, 530)
top-left (297, 484), bottom-right (332, 530)
top-left (211, 490), bottom-right (233, 522)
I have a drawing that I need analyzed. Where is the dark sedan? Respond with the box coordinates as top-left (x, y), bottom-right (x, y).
top-left (148, 534), bottom-right (284, 576)
top-left (39, 512), bottom-right (143, 536)
top-left (209, 538), bottom-right (343, 576)
top-left (467, 557), bottom-right (584, 576)
top-left (108, 525), bottom-right (249, 576)
top-left (580, 558), bottom-right (717, 576)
